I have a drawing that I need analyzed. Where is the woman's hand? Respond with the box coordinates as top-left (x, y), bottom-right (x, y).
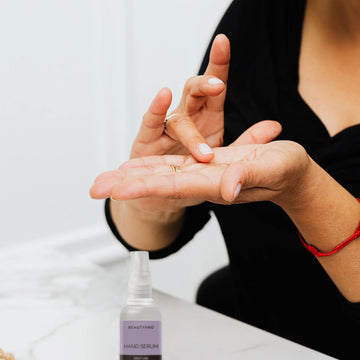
top-left (91, 139), bottom-right (313, 211)
top-left (130, 34), bottom-right (231, 163)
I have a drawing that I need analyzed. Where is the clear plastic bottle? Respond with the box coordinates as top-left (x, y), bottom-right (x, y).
top-left (120, 251), bottom-right (162, 360)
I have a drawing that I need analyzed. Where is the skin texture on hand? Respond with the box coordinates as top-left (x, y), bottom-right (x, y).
top-left (91, 120), bottom-right (282, 214)
top-left (90, 139), bottom-right (311, 210)
top-left (91, 120), bottom-right (282, 212)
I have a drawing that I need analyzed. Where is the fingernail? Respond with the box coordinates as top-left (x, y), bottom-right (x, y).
top-left (233, 183), bottom-right (241, 200)
top-left (208, 78), bottom-right (224, 85)
top-left (198, 143), bottom-right (213, 155)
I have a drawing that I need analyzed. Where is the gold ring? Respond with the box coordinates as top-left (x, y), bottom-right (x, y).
top-left (169, 164), bottom-right (181, 173)
top-left (164, 113), bottom-right (180, 136)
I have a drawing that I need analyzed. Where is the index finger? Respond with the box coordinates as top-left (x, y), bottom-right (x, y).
top-left (165, 114), bottom-right (215, 163)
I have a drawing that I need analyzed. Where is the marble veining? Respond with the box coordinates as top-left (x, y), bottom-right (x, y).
top-left (0, 245), bottom-right (335, 360)
top-left (0, 245), bottom-right (127, 360)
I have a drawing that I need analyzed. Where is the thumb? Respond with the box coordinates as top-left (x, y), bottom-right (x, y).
top-left (220, 160), bottom-right (251, 202)
top-left (220, 149), bottom-right (276, 202)
top-left (230, 120), bottom-right (282, 146)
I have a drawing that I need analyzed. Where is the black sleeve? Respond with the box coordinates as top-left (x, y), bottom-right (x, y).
top-left (335, 291), bottom-right (360, 357)
top-left (105, 199), bottom-right (212, 260)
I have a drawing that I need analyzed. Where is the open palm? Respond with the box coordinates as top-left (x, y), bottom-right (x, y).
top-left (91, 140), bottom-right (310, 210)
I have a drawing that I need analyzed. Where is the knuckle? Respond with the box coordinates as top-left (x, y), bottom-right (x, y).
top-left (168, 116), bottom-right (195, 136)
top-left (171, 177), bottom-right (186, 200)
top-left (170, 192), bottom-right (185, 200)
top-left (218, 136), bottom-right (224, 147)
top-left (171, 115), bottom-right (186, 126)
top-left (248, 129), bottom-right (258, 144)
top-left (185, 75), bottom-right (198, 88)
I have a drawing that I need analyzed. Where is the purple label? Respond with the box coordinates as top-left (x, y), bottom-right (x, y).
top-left (120, 321), bottom-right (162, 356)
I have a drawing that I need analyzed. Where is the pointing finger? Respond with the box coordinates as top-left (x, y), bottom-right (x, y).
top-left (165, 114), bottom-right (214, 163)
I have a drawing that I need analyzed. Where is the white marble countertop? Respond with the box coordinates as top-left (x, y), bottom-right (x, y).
top-left (0, 244), bottom-right (335, 359)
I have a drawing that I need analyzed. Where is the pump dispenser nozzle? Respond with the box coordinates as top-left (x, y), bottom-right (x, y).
top-left (128, 251), bottom-right (152, 299)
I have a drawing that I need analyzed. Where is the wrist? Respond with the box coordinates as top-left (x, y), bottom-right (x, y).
top-left (275, 158), bottom-right (360, 254)
top-left (274, 153), bottom-right (321, 213)
top-left (109, 199), bottom-right (186, 252)
top-left (111, 199), bottom-right (186, 225)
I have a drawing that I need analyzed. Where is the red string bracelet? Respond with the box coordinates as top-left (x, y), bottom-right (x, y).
top-left (298, 198), bottom-right (360, 258)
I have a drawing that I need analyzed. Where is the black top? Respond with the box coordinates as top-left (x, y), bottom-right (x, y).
top-left (106, 0), bottom-right (360, 358)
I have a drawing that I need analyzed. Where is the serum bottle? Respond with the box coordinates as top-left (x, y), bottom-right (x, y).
top-left (120, 251), bottom-right (162, 360)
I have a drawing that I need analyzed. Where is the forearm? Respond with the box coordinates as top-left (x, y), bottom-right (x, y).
top-left (109, 200), bottom-right (186, 251)
top-left (282, 159), bottom-right (360, 302)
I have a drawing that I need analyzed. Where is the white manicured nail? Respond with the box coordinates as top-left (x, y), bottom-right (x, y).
top-left (208, 78), bottom-right (224, 85)
top-left (233, 183), bottom-right (241, 200)
top-left (198, 143), bottom-right (213, 155)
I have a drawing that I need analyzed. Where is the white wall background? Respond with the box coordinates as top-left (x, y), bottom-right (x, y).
top-left (0, 0), bottom-right (232, 302)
